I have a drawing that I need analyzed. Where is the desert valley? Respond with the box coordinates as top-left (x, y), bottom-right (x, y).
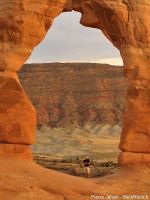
top-left (18, 63), bottom-right (127, 177)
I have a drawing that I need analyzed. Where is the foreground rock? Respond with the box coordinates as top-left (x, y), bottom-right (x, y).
top-left (0, 72), bottom-right (36, 159)
top-left (0, 72), bottom-right (36, 144)
top-left (0, 159), bottom-right (149, 200)
top-left (0, 1), bottom-right (150, 197)
top-left (0, 0), bottom-right (150, 167)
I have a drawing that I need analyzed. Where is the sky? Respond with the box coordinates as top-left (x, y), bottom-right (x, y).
top-left (27, 11), bottom-right (123, 66)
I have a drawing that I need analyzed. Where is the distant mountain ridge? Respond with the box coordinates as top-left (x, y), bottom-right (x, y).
top-left (19, 63), bottom-right (128, 128)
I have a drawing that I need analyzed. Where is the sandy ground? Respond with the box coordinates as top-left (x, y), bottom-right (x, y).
top-left (34, 155), bottom-right (119, 177)
top-left (32, 124), bottom-right (121, 162)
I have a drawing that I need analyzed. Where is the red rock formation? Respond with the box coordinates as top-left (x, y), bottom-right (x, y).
top-left (0, 0), bottom-right (150, 197)
top-left (0, 144), bottom-right (33, 160)
top-left (0, 0), bottom-right (65, 159)
top-left (19, 63), bottom-right (127, 128)
top-left (0, 72), bottom-right (36, 159)
top-left (0, 0), bottom-right (149, 166)
top-left (0, 72), bottom-right (36, 144)
top-left (71, 0), bottom-right (150, 165)
top-left (0, 159), bottom-right (150, 200)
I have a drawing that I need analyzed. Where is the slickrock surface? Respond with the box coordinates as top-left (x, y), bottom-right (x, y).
top-left (0, 0), bottom-right (150, 164)
top-left (0, 0), bottom-right (150, 198)
top-left (19, 63), bottom-right (127, 128)
top-left (0, 159), bottom-right (150, 200)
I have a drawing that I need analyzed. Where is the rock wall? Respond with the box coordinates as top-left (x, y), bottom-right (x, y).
top-left (0, 0), bottom-right (65, 159)
top-left (19, 63), bottom-right (127, 128)
top-left (0, 0), bottom-right (150, 165)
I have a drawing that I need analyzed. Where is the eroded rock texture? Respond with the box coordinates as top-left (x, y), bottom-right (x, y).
top-left (0, 159), bottom-right (150, 200)
top-left (19, 63), bottom-right (127, 128)
top-left (0, 72), bottom-right (36, 159)
top-left (0, 0), bottom-right (150, 165)
top-left (0, 0), bottom-right (65, 159)
top-left (66, 0), bottom-right (150, 165)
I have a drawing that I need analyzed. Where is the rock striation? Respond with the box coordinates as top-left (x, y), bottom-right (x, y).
top-left (19, 63), bottom-right (127, 128)
top-left (0, 71), bottom-right (36, 159)
top-left (67, 0), bottom-right (150, 165)
top-left (0, 0), bottom-right (150, 198)
top-left (0, 0), bottom-right (65, 159)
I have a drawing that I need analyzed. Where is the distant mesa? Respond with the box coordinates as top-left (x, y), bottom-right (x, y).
top-left (19, 63), bottom-right (128, 129)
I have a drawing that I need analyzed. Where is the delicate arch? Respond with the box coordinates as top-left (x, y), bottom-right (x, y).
top-left (0, 0), bottom-right (149, 165)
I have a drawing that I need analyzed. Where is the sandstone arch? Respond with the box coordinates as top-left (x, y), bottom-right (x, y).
top-left (0, 0), bottom-right (150, 165)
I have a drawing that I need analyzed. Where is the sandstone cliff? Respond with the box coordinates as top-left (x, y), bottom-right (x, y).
top-left (0, 0), bottom-right (150, 165)
top-left (19, 63), bottom-right (128, 128)
top-left (0, 0), bottom-right (150, 198)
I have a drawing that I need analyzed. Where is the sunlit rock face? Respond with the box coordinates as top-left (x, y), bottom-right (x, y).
top-left (0, 0), bottom-right (65, 72)
top-left (0, 0), bottom-right (150, 165)
top-left (0, 0), bottom-right (65, 159)
top-left (0, 71), bottom-right (36, 159)
top-left (68, 0), bottom-right (150, 165)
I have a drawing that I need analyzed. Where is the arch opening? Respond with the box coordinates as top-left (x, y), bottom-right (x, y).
top-left (27, 12), bottom-right (123, 66)
top-left (0, 0), bottom-right (149, 168)
top-left (18, 12), bottom-right (126, 176)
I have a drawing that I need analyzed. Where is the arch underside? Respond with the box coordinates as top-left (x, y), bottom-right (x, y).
top-left (0, 0), bottom-right (150, 165)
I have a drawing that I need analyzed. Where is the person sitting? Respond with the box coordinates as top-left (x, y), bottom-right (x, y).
top-left (82, 156), bottom-right (92, 178)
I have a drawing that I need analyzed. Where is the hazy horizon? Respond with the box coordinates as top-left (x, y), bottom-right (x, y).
top-left (26, 11), bottom-right (123, 66)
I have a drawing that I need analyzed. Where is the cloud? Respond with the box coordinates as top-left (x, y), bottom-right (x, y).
top-left (27, 11), bottom-right (123, 66)
top-left (96, 58), bottom-right (123, 66)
